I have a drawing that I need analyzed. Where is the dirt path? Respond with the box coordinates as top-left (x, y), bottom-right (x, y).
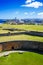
top-left (0, 50), bottom-right (25, 57)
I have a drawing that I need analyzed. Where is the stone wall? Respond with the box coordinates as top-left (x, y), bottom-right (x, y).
top-left (0, 41), bottom-right (43, 52)
top-left (3, 42), bottom-right (22, 50)
top-left (22, 41), bottom-right (43, 51)
top-left (0, 44), bottom-right (3, 52)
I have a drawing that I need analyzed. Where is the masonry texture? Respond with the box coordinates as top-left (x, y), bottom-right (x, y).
top-left (0, 41), bottom-right (43, 52)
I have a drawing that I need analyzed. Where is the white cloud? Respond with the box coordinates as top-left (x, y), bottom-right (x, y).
top-left (25, 0), bottom-right (35, 3)
top-left (21, 1), bottom-right (43, 8)
top-left (24, 12), bottom-right (28, 15)
top-left (30, 12), bottom-right (35, 15)
top-left (38, 12), bottom-right (43, 15)
top-left (37, 12), bottom-right (43, 18)
top-left (24, 12), bottom-right (35, 15)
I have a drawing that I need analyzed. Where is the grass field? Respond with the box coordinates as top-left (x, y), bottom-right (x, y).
top-left (0, 52), bottom-right (43, 65)
top-left (0, 24), bottom-right (43, 32)
top-left (0, 24), bottom-right (43, 42)
top-left (0, 34), bottom-right (43, 42)
top-left (0, 24), bottom-right (43, 65)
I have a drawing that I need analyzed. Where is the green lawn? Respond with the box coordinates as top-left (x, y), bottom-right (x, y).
top-left (0, 24), bottom-right (43, 65)
top-left (0, 30), bottom-right (9, 34)
top-left (0, 52), bottom-right (43, 65)
top-left (0, 24), bottom-right (43, 32)
top-left (0, 35), bottom-right (43, 42)
top-left (0, 24), bottom-right (43, 42)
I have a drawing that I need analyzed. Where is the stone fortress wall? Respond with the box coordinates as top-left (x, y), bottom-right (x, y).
top-left (0, 41), bottom-right (43, 52)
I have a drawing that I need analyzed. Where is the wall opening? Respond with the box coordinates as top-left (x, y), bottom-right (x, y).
top-left (11, 46), bottom-right (14, 50)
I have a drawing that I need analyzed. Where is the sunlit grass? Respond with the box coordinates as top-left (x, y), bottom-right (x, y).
top-left (0, 35), bottom-right (43, 42)
top-left (0, 24), bottom-right (43, 32)
top-left (0, 52), bottom-right (43, 65)
top-left (0, 24), bottom-right (43, 42)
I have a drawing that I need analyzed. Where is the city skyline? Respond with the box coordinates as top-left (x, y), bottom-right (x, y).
top-left (0, 0), bottom-right (43, 19)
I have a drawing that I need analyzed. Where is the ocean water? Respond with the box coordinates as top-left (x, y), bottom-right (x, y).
top-left (0, 23), bottom-right (3, 24)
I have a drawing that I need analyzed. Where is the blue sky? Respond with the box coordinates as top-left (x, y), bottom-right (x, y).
top-left (0, 0), bottom-right (43, 19)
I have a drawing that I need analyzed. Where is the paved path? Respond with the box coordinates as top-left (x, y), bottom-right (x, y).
top-left (0, 50), bottom-right (25, 57)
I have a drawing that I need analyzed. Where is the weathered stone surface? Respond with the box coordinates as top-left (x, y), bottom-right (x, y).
top-left (0, 44), bottom-right (3, 52)
top-left (0, 41), bottom-right (43, 52)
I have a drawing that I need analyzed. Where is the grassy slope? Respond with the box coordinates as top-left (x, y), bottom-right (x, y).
top-left (0, 35), bottom-right (43, 42)
top-left (0, 52), bottom-right (43, 65)
top-left (0, 24), bottom-right (43, 42)
top-left (0, 24), bottom-right (43, 32)
top-left (0, 30), bottom-right (9, 33)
